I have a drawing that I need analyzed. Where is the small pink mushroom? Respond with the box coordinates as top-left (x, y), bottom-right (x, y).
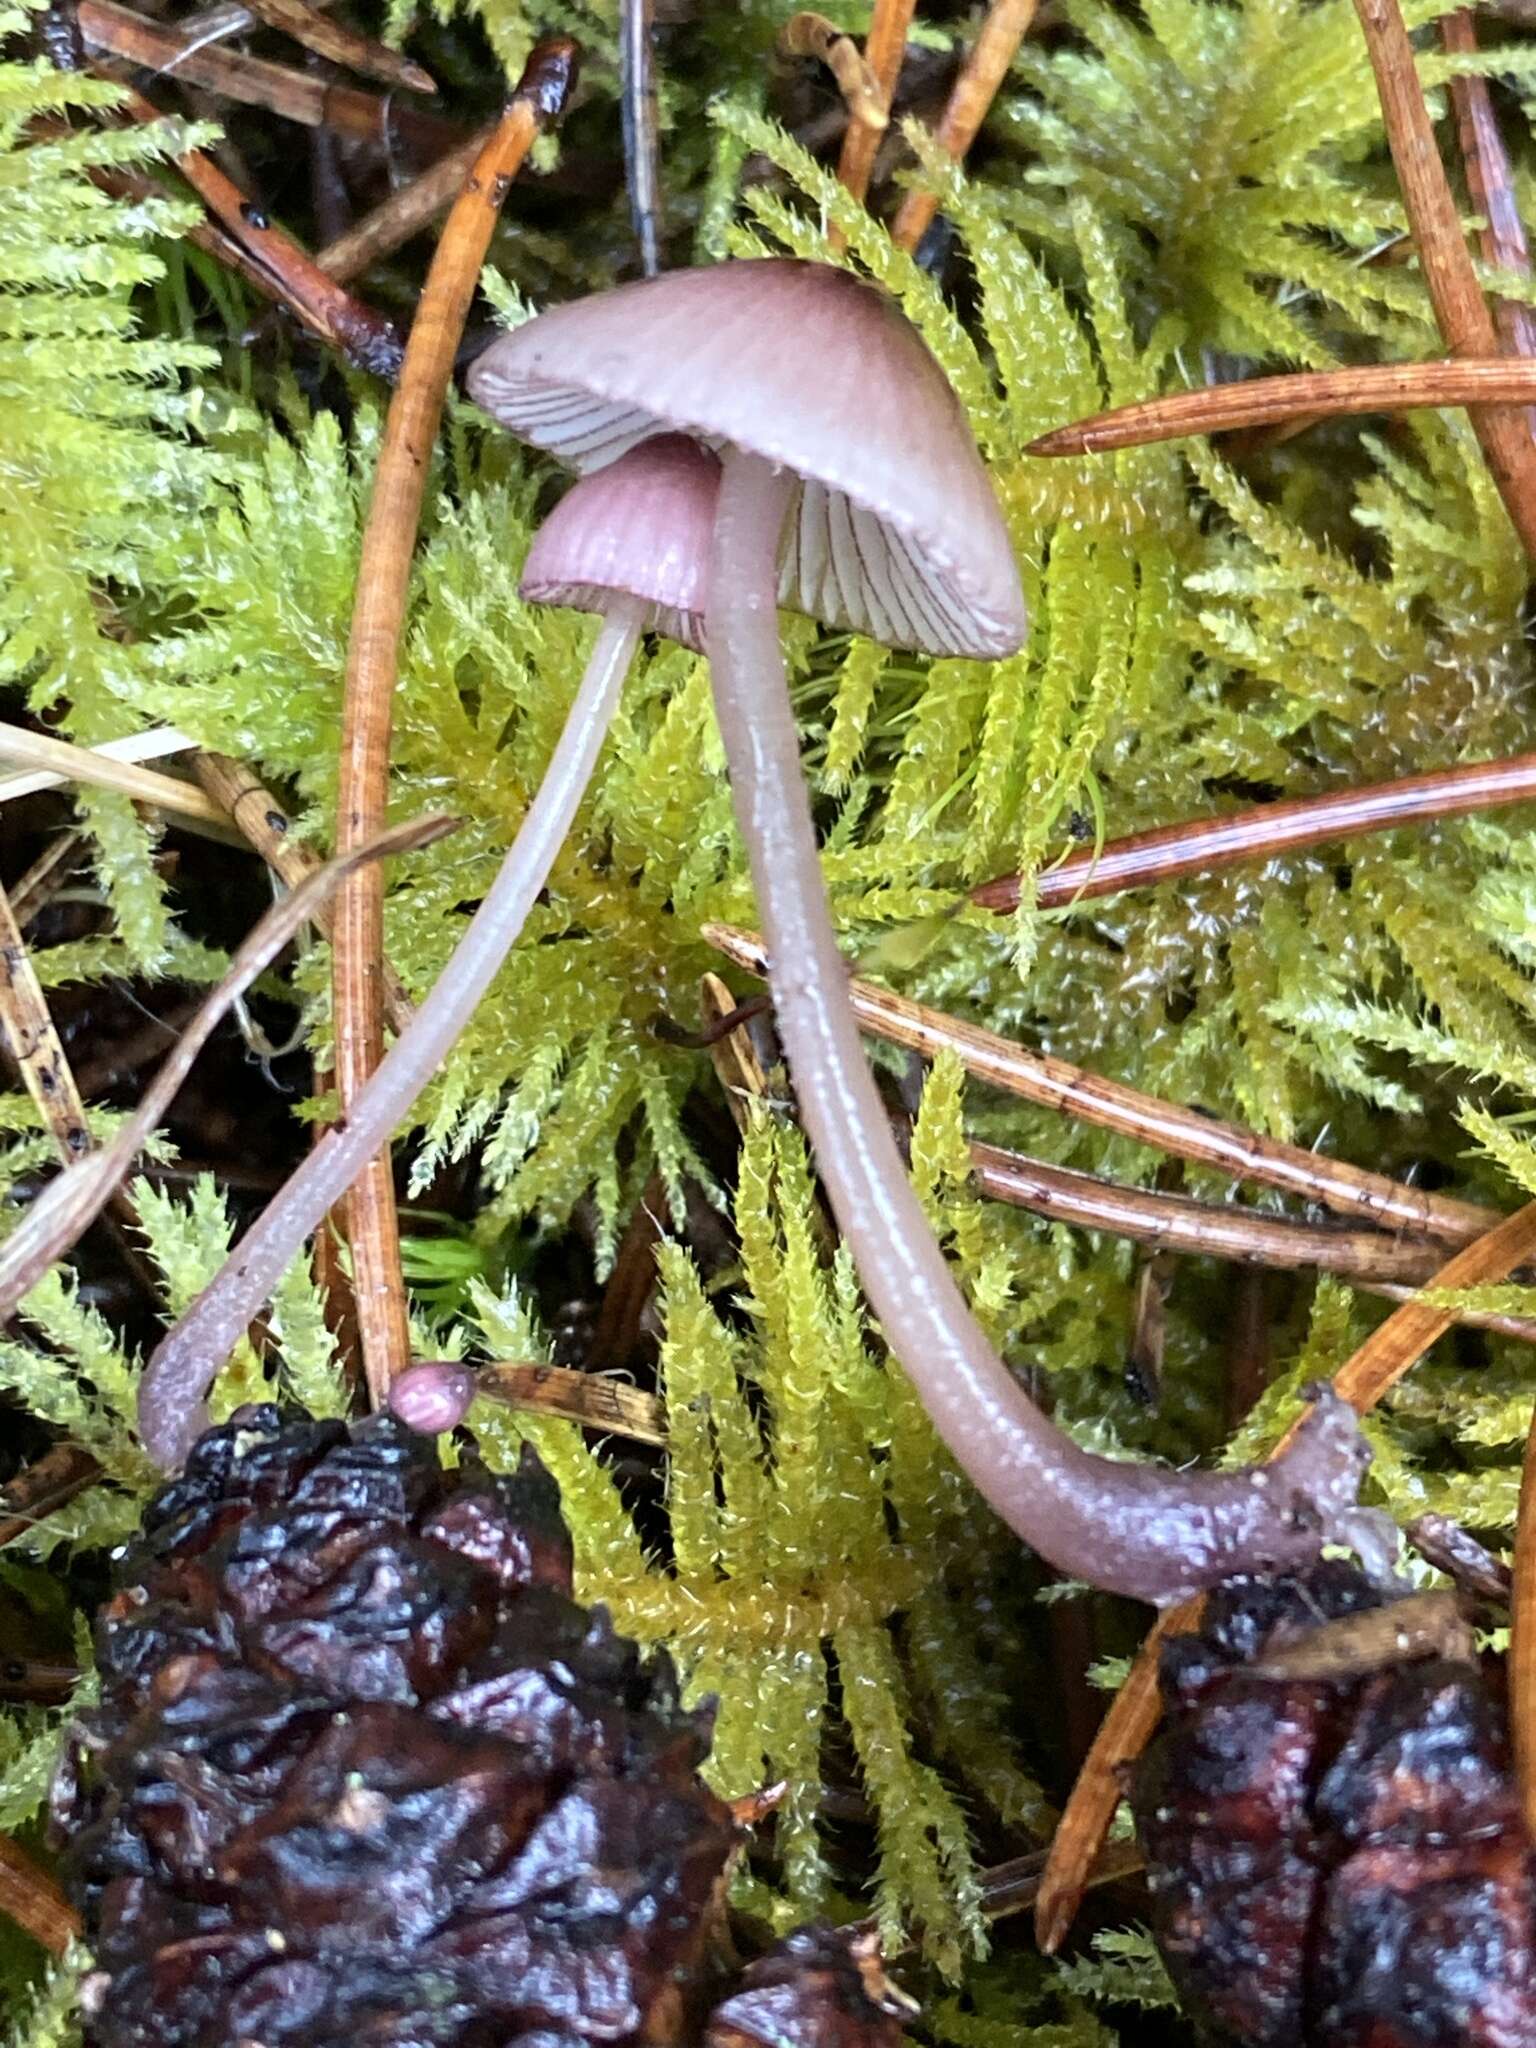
top-left (389, 1359), bottom-right (476, 1435)
top-left (137, 436), bottom-right (719, 1470)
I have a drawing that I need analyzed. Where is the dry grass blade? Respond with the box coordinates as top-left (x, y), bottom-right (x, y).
top-left (476, 1361), bottom-right (667, 1445)
top-left (315, 128), bottom-right (492, 283)
top-left (621, 0), bottom-right (661, 276)
top-left (703, 922), bottom-right (1495, 1245)
top-left (0, 878), bottom-right (95, 1166)
top-left (244, 0), bottom-right (434, 93)
top-left (0, 1835), bottom-right (78, 1956)
top-left (0, 1442), bottom-right (101, 1549)
top-left (0, 725), bottom-right (197, 807)
top-left (0, 813), bottom-right (457, 1324)
top-left (1351, 0), bottom-right (1536, 554)
top-left (191, 751), bottom-right (414, 1036)
top-left (331, 45), bottom-right (577, 1408)
top-left (1027, 357), bottom-right (1536, 455)
top-left (1036, 1196), bottom-right (1536, 1952)
top-left (0, 725), bottom-right (226, 827)
top-left (835, 0), bottom-right (916, 212)
top-left (700, 969), bottom-right (772, 1132)
top-left (890, 0), bottom-right (1039, 251)
top-left (971, 747), bottom-right (1536, 910)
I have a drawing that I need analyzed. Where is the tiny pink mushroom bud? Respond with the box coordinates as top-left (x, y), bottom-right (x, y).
top-left (389, 1360), bottom-right (476, 1435)
top-left (138, 437), bottom-right (719, 1474)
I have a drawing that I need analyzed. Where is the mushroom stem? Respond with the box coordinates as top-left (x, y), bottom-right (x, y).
top-left (138, 601), bottom-right (645, 1470)
top-left (705, 447), bottom-right (1377, 1607)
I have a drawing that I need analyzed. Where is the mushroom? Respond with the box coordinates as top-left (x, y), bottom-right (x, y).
top-left (136, 433), bottom-right (719, 1470)
top-left (144, 260), bottom-right (1380, 1606)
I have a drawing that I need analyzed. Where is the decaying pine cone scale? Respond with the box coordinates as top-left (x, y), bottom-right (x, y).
top-left (52, 1408), bottom-right (912, 2048)
top-left (1134, 1560), bottom-right (1536, 2048)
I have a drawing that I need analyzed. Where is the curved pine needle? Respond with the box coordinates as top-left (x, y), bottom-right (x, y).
top-left (970, 748), bottom-right (1536, 910)
top-left (330, 47), bottom-right (576, 1407)
top-left (1028, 358), bottom-right (1536, 456)
top-left (1036, 1198), bottom-right (1536, 1954)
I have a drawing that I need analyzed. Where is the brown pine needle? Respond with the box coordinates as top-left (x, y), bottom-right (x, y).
top-left (703, 923), bottom-right (1495, 1247)
top-left (476, 1360), bottom-right (667, 1445)
top-left (971, 1141), bottom-right (1502, 1295)
top-left (331, 44), bottom-right (577, 1410)
top-left (78, 0), bottom-right (457, 151)
top-left (1027, 357), bottom-right (1536, 456)
top-left (1442, 12), bottom-right (1536, 362)
top-left (190, 752), bottom-right (415, 1037)
top-left (783, 12), bottom-right (889, 132)
top-left (0, 1442), bottom-right (101, 1549)
top-left (1036, 1196), bottom-right (1536, 1953)
top-left (970, 747), bottom-right (1536, 911)
top-left (0, 814), bottom-right (458, 1324)
top-left (1352, 0), bottom-right (1536, 555)
top-left (111, 80), bottom-right (404, 376)
top-left (0, 880), bottom-right (95, 1166)
top-left (835, 0), bottom-right (916, 217)
top-left (0, 1835), bottom-right (78, 1957)
top-left (890, 0), bottom-right (1039, 252)
top-left (315, 128), bottom-right (492, 283)
top-left (244, 0), bottom-right (434, 93)
top-left (8, 834), bottom-right (88, 932)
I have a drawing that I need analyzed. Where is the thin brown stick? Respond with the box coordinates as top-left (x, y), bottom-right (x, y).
top-left (0, 880), bottom-right (94, 1165)
top-left (835, 0), bottom-right (916, 209)
top-left (477, 1360), bottom-right (667, 1444)
top-left (8, 835), bottom-right (88, 933)
top-left (0, 726), bottom-right (225, 828)
top-left (1352, 0), bottom-right (1536, 552)
top-left (1036, 1196), bottom-right (1536, 1953)
top-left (243, 0), bottom-right (434, 93)
top-left (0, 1835), bottom-right (78, 1956)
top-left (1027, 358), bottom-right (1536, 456)
top-left (314, 128), bottom-right (491, 281)
top-left (104, 78), bottom-right (405, 375)
top-left (890, 0), bottom-right (1039, 252)
top-left (0, 1443), bottom-right (101, 1549)
top-left (78, 1), bottom-right (456, 150)
top-left (970, 747), bottom-right (1536, 911)
top-left (972, 1141), bottom-right (1476, 1288)
top-left (0, 814), bottom-right (458, 1322)
top-left (1442, 12), bottom-right (1536, 361)
top-left (702, 923), bottom-right (1495, 1247)
top-left (783, 12), bottom-right (889, 132)
top-left (621, 0), bottom-right (661, 276)
top-left (331, 45), bottom-right (577, 1409)
top-left (190, 752), bottom-right (414, 1036)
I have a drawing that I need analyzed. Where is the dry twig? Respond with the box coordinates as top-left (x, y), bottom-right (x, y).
top-left (8, 835), bottom-right (88, 933)
top-left (243, 0), bottom-right (434, 93)
top-left (330, 44), bottom-right (577, 1407)
top-left (703, 923), bottom-right (1495, 1246)
top-left (1442, 10), bottom-right (1536, 362)
top-left (1036, 1197), bottom-right (1536, 1952)
top-left (314, 128), bottom-right (492, 282)
top-left (0, 1442), bottom-right (101, 1549)
top-left (1352, 0), bottom-right (1536, 554)
top-left (970, 747), bottom-right (1536, 910)
top-left (476, 1360), bottom-right (667, 1444)
top-left (620, 0), bottom-right (661, 276)
top-left (835, 0), bottom-right (916, 211)
top-left (890, 0), bottom-right (1039, 252)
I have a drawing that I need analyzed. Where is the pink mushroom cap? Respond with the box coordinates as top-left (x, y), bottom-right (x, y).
top-left (520, 433), bottom-right (721, 652)
top-left (469, 259), bottom-right (1027, 661)
top-left (389, 1360), bottom-right (476, 1435)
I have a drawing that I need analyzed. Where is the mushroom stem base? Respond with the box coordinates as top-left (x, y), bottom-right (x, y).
top-left (139, 600), bottom-right (645, 1471)
top-left (703, 445), bottom-right (1377, 1606)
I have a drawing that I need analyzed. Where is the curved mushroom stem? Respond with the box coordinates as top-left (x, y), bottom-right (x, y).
top-left (705, 447), bottom-right (1379, 1607)
top-left (138, 600), bottom-right (646, 1471)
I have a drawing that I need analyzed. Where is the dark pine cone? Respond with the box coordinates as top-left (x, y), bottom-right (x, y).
top-left (1133, 1561), bottom-right (1536, 2048)
top-left (53, 1406), bottom-right (751, 2048)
